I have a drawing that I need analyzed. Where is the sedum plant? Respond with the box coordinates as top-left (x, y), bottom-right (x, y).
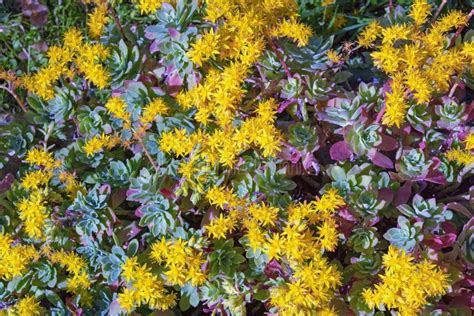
top-left (0, 0), bottom-right (472, 315)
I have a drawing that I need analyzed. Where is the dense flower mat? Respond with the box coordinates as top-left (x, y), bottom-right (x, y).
top-left (0, 0), bottom-right (473, 315)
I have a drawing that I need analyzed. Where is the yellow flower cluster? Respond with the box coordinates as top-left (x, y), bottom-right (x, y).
top-left (444, 132), bottom-right (474, 166)
top-left (150, 237), bottom-right (207, 286)
top-left (118, 257), bottom-right (177, 312)
top-left (326, 49), bottom-right (342, 63)
top-left (83, 133), bottom-right (120, 156)
top-left (105, 96), bottom-right (130, 121)
top-left (204, 187), bottom-right (345, 313)
top-left (270, 16), bottom-right (313, 47)
top-left (21, 169), bottom-right (52, 190)
top-left (87, 2), bottom-right (109, 39)
top-left (269, 255), bottom-right (341, 315)
top-left (0, 233), bottom-right (39, 280)
top-left (464, 133), bottom-right (474, 150)
top-left (17, 190), bottom-right (49, 239)
top-left (187, 28), bottom-right (220, 66)
top-left (363, 246), bottom-right (450, 315)
top-left (134, 0), bottom-right (167, 14)
top-left (140, 98), bottom-right (169, 125)
top-left (22, 27), bottom-right (110, 100)
top-left (358, 1), bottom-right (471, 127)
top-left (17, 148), bottom-right (58, 239)
top-left (50, 249), bottom-right (91, 303)
top-left (445, 149), bottom-right (474, 166)
top-left (161, 99), bottom-right (282, 172)
top-left (4, 295), bottom-right (43, 316)
top-left (156, 0), bottom-right (311, 194)
top-left (26, 147), bottom-right (56, 169)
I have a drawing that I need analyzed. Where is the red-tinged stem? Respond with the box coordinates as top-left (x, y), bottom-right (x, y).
top-left (0, 85), bottom-right (27, 112)
top-left (139, 139), bottom-right (160, 173)
top-left (267, 36), bottom-right (292, 78)
top-left (450, 9), bottom-right (474, 47)
top-left (110, 6), bottom-right (127, 41)
top-left (448, 82), bottom-right (459, 98)
top-left (432, 0), bottom-right (447, 23)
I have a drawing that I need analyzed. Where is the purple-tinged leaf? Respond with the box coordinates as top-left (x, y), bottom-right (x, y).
top-left (330, 141), bottom-right (352, 161)
top-left (367, 216), bottom-right (381, 227)
top-left (110, 188), bottom-right (127, 209)
top-left (0, 173), bottom-right (14, 193)
top-left (150, 40), bottom-right (160, 54)
top-left (425, 234), bottom-right (457, 250)
top-left (378, 188), bottom-right (394, 204)
top-left (369, 150), bottom-right (393, 169)
top-left (402, 124), bottom-right (411, 134)
top-left (99, 183), bottom-right (111, 195)
top-left (278, 146), bottom-right (301, 164)
top-left (168, 27), bottom-right (180, 39)
top-left (277, 99), bottom-right (295, 113)
top-left (165, 71), bottom-right (183, 88)
top-left (377, 134), bottom-right (398, 151)
top-left (302, 152), bottom-right (319, 173)
top-left (447, 202), bottom-right (471, 218)
top-left (338, 207), bottom-right (357, 222)
top-left (423, 169), bottom-right (447, 185)
top-left (393, 181), bottom-right (412, 206)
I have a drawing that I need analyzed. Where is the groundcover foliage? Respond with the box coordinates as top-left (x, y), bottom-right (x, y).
top-left (0, 0), bottom-right (473, 315)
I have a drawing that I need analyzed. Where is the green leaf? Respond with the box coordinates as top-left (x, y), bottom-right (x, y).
top-left (334, 71), bottom-right (353, 84)
top-left (45, 290), bottom-right (66, 309)
top-left (126, 239), bottom-right (139, 257)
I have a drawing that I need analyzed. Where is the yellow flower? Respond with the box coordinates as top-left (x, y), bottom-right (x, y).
top-left (47, 45), bottom-right (71, 65)
top-left (83, 133), bottom-right (111, 156)
top-left (271, 16), bottom-right (312, 47)
top-left (382, 76), bottom-right (408, 127)
top-left (159, 128), bottom-right (194, 157)
top-left (321, 0), bottom-right (335, 6)
top-left (117, 287), bottom-right (136, 312)
top-left (248, 202), bottom-right (279, 227)
top-left (140, 98), bottom-right (168, 124)
top-left (264, 233), bottom-right (284, 260)
top-left (121, 257), bottom-right (139, 282)
top-left (135, 0), bottom-right (166, 15)
top-left (358, 21), bottom-right (382, 48)
top-left (17, 189), bottom-right (49, 239)
top-left (313, 188), bottom-right (346, 215)
top-left (205, 213), bottom-right (235, 239)
top-left (364, 7), bottom-right (470, 126)
top-left (463, 133), bottom-right (474, 151)
top-left (118, 259), bottom-right (173, 312)
top-left (204, 0), bottom-right (235, 22)
top-left (445, 148), bottom-right (474, 166)
top-left (245, 220), bottom-right (266, 252)
top-left (50, 249), bottom-right (87, 275)
top-left (206, 186), bottom-right (237, 209)
top-left (63, 27), bottom-right (84, 52)
top-left (0, 233), bottom-right (39, 280)
top-left (26, 148), bottom-right (55, 169)
top-left (317, 219), bottom-right (339, 252)
top-left (187, 28), bottom-right (221, 66)
top-left (105, 97), bottom-right (130, 121)
top-left (409, 0), bottom-right (431, 26)
top-left (327, 49), bottom-right (342, 63)
top-left (15, 295), bottom-right (42, 316)
top-left (87, 3), bottom-right (109, 38)
top-left (21, 170), bottom-right (52, 190)
top-left (67, 270), bottom-right (91, 292)
top-left (363, 246), bottom-right (450, 314)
